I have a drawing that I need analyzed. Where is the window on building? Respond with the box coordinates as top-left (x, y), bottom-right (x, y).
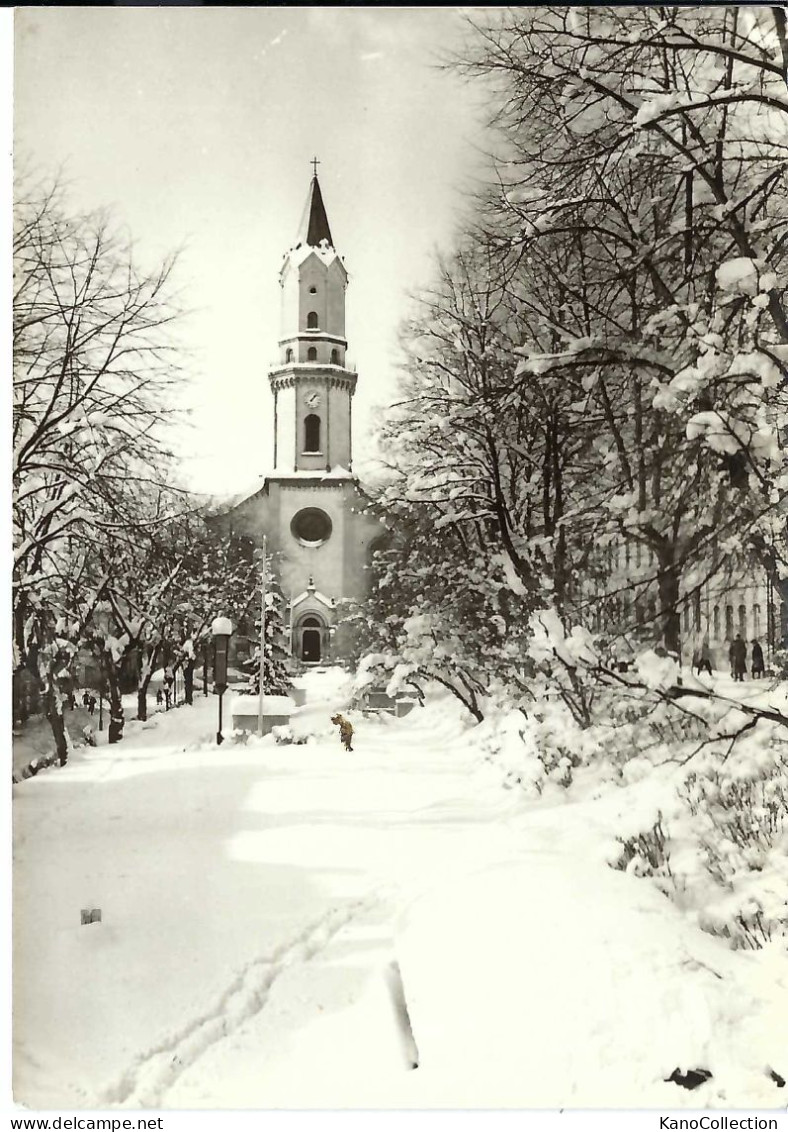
top-left (713, 605), bottom-right (720, 637)
top-left (635, 543), bottom-right (641, 567)
top-left (753, 604), bottom-right (761, 637)
top-left (330, 348), bottom-right (339, 364)
top-left (725, 605), bottom-right (734, 640)
top-left (307, 311), bottom-right (319, 329)
top-left (693, 589), bottom-right (701, 631)
top-left (683, 604), bottom-right (690, 633)
top-left (285, 348), bottom-right (293, 362)
top-left (738, 603), bottom-right (747, 637)
top-left (290, 508), bottom-right (332, 546)
top-left (304, 414), bottom-right (321, 453)
top-left (307, 347), bottom-right (317, 361)
top-left (637, 602), bottom-right (645, 626)
top-left (647, 597), bottom-right (656, 623)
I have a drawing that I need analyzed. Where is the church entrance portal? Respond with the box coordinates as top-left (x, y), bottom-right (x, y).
top-left (300, 617), bottom-right (323, 663)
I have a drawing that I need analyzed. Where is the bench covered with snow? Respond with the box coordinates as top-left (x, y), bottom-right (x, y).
top-left (359, 688), bottom-right (417, 718)
top-left (231, 695), bottom-right (296, 736)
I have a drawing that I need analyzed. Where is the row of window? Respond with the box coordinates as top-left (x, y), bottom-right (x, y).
top-left (592, 595), bottom-right (776, 644)
top-left (683, 600), bottom-right (765, 641)
top-left (602, 542), bottom-right (654, 570)
top-left (594, 596), bottom-right (657, 630)
top-left (285, 347), bottom-right (341, 364)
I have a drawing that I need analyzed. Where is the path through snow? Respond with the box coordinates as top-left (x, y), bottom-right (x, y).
top-left (13, 670), bottom-right (788, 1109)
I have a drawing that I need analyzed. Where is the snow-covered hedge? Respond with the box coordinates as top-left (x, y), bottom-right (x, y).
top-left (470, 686), bottom-right (788, 951)
top-left (609, 721), bottom-right (788, 950)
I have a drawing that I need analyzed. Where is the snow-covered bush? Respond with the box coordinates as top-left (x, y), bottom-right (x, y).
top-left (609, 725), bottom-right (788, 950)
top-left (611, 813), bottom-right (674, 891)
top-left (674, 730), bottom-right (788, 948)
top-left (474, 697), bottom-right (604, 795)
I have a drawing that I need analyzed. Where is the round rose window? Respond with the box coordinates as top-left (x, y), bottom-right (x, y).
top-left (291, 507), bottom-right (332, 546)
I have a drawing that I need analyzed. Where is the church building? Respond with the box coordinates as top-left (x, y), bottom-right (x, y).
top-left (216, 167), bottom-right (386, 664)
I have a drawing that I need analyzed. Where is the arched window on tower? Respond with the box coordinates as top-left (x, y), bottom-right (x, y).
top-left (285, 348), bottom-right (293, 362)
top-left (304, 414), bottom-right (321, 453)
top-left (330, 348), bottom-right (339, 365)
top-left (307, 347), bottom-right (317, 362)
top-left (307, 311), bottom-right (319, 329)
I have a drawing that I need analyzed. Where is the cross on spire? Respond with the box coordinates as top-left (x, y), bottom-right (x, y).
top-left (311, 155), bottom-right (320, 178)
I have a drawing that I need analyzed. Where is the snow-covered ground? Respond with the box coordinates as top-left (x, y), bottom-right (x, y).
top-left (12, 669), bottom-right (788, 1110)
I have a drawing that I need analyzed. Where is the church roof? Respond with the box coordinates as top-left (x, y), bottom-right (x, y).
top-left (295, 175), bottom-right (334, 249)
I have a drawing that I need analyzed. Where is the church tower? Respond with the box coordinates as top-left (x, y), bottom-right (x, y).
top-left (271, 169), bottom-right (355, 474)
top-left (216, 163), bottom-right (386, 665)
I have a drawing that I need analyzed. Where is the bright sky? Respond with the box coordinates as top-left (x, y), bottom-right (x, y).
top-left (14, 6), bottom-right (491, 497)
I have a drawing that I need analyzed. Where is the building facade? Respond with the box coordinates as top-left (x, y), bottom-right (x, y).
top-left (582, 537), bottom-right (782, 672)
top-left (216, 170), bottom-right (386, 664)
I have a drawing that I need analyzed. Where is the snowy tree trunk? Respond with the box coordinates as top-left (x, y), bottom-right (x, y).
top-left (656, 555), bottom-right (682, 655)
top-left (136, 648), bottom-right (159, 722)
top-left (184, 661), bottom-right (195, 706)
top-left (44, 681), bottom-right (69, 767)
top-left (103, 662), bottom-right (124, 743)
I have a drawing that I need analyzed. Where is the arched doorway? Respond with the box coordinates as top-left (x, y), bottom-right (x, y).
top-left (300, 616), bottom-right (322, 663)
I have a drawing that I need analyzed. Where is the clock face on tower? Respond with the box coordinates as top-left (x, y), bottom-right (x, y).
top-left (305, 391), bottom-right (321, 409)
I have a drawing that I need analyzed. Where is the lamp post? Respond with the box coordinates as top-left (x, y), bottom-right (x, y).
top-left (212, 616), bottom-right (233, 745)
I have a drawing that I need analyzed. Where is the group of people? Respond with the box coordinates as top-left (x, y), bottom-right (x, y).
top-left (693, 635), bottom-right (766, 681)
top-left (728, 634), bottom-right (765, 682)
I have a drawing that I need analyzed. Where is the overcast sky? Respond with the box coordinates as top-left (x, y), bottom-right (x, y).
top-left (15, 6), bottom-right (491, 496)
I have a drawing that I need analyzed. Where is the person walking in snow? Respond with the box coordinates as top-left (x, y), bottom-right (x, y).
top-left (330, 713), bottom-right (354, 751)
top-left (751, 639), bottom-right (765, 678)
top-left (696, 639), bottom-right (713, 676)
top-left (729, 633), bottom-right (747, 681)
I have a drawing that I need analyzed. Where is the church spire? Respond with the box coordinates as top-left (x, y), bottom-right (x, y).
top-left (295, 161), bottom-right (334, 249)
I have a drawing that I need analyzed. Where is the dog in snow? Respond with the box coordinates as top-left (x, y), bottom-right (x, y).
top-left (330, 713), bottom-right (354, 751)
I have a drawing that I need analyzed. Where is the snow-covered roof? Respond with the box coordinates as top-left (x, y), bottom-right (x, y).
top-left (206, 477), bottom-right (268, 515)
top-left (208, 466), bottom-right (361, 517)
top-left (291, 590), bottom-right (335, 609)
top-left (271, 466), bottom-right (355, 481)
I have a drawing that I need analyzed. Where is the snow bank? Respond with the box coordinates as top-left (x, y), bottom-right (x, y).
top-left (230, 694), bottom-right (295, 716)
top-left (397, 859), bottom-right (788, 1108)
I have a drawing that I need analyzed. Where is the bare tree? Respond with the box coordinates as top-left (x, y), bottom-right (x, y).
top-left (13, 176), bottom-right (184, 762)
